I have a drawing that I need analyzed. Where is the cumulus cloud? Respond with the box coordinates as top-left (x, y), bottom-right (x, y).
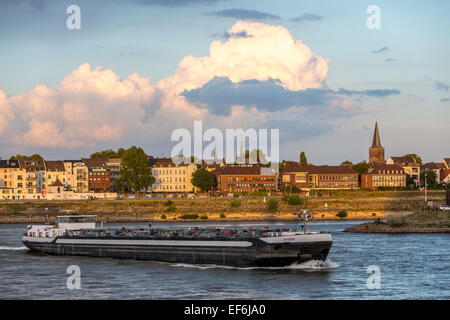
top-left (210, 30), bottom-right (253, 40)
top-left (5, 64), bottom-right (156, 148)
top-left (0, 21), bottom-right (384, 156)
top-left (182, 76), bottom-right (359, 116)
top-left (157, 21), bottom-right (330, 94)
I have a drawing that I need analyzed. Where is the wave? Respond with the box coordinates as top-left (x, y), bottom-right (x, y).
top-left (0, 245), bottom-right (29, 251)
top-left (170, 259), bottom-right (339, 271)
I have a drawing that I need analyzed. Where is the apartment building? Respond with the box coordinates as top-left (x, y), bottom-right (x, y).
top-left (63, 160), bottom-right (89, 192)
top-left (361, 164), bottom-right (406, 189)
top-left (18, 159), bottom-right (45, 195)
top-left (281, 163), bottom-right (358, 189)
top-left (44, 160), bottom-right (67, 192)
top-left (82, 158), bottom-right (110, 192)
top-left (214, 166), bottom-right (278, 193)
top-left (0, 159), bottom-right (22, 199)
top-left (151, 158), bottom-right (197, 193)
top-left (386, 156), bottom-right (420, 187)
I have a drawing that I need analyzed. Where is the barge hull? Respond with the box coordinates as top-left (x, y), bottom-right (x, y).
top-left (23, 239), bottom-right (332, 267)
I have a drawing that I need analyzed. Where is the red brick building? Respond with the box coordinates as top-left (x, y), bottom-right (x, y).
top-left (281, 164), bottom-right (358, 189)
top-left (88, 169), bottom-right (111, 192)
top-left (214, 166), bottom-right (277, 193)
top-left (82, 158), bottom-right (111, 192)
top-left (361, 164), bottom-right (406, 190)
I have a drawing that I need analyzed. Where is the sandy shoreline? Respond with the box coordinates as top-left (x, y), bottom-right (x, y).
top-left (0, 210), bottom-right (401, 224)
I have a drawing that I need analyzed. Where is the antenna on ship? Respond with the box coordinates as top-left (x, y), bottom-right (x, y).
top-left (295, 208), bottom-right (308, 234)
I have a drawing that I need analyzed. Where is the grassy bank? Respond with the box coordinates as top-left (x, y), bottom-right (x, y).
top-left (343, 211), bottom-right (450, 233)
top-left (0, 190), bottom-right (446, 223)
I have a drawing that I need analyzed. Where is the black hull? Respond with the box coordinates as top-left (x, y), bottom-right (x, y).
top-left (23, 237), bottom-right (332, 267)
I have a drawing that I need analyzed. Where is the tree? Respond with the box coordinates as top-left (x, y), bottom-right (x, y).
top-left (90, 149), bottom-right (122, 159)
top-left (404, 153), bottom-right (422, 165)
top-left (352, 161), bottom-right (370, 175)
top-left (119, 146), bottom-right (155, 193)
top-left (341, 160), bottom-right (353, 165)
top-left (191, 168), bottom-right (216, 192)
top-left (420, 170), bottom-right (437, 188)
top-left (117, 148), bottom-right (126, 158)
top-left (245, 149), bottom-right (269, 166)
top-left (405, 174), bottom-right (416, 189)
top-left (111, 176), bottom-right (129, 193)
top-left (299, 152), bottom-right (308, 166)
top-left (10, 154), bottom-right (43, 161)
top-left (279, 160), bottom-right (297, 172)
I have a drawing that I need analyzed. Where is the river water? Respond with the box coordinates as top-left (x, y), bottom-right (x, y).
top-left (0, 220), bottom-right (448, 299)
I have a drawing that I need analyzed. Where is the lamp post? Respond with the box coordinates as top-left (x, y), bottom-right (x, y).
top-left (424, 173), bottom-right (427, 204)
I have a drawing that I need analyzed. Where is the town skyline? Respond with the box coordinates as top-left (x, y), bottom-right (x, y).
top-left (0, 121), bottom-right (443, 166)
top-left (0, 1), bottom-right (449, 164)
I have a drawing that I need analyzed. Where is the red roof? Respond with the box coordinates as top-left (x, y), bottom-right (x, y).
top-left (441, 169), bottom-right (450, 182)
top-left (388, 156), bottom-right (417, 166)
top-left (45, 160), bottom-right (65, 172)
top-left (367, 164), bottom-right (405, 174)
top-left (214, 166), bottom-right (263, 175)
top-left (49, 178), bottom-right (64, 187)
top-left (421, 162), bottom-right (446, 170)
top-left (282, 163), bottom-right (356, 175)
top-left (82, 158), bottom-right (107, 168)
top-left (444, 158), bottom-right (450, 168)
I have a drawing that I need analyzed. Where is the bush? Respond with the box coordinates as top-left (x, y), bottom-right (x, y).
top-left (287, 195), bottom-right (304, 205)
top-left (161, 214), bottom-right (166, 219)
top-left (200, 215), bottom-right (208, 220)
top-left (267, 199), bottom-right (279, 212)
top-left (336, 211), bottom-right (347, 219)
top-left (377, 186), bottom-right (407, 191)
top-left (372, 213), bottom-right (376, 217)
top-left (179, 214), bottom-right (199, 220)
top-left (165, 204), bottom-right (176, 212)
top-left (250, 190), bottom-right (269, 197)
top-left (230, 199), bottom-right (241, 208)
top-left (321, 214), bottom-right (325, 218)
top-left (165, 200), bottom-right (173, 206)
top-left (280, 185), bottom-right (302, 193)
top-left (386, 215), bottom-right (407, 227)
top-left (220, 213), bottom-right (226, 219)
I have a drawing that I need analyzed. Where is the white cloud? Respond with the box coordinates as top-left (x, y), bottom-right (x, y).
top-left (0, 21), bottom-right (357, 157)
top-left (7, 64), bottom-right (156, 148)
top-left (157, 21), bottom-right (330, 94)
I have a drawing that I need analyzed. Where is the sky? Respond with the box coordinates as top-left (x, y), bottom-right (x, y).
top-left (0, 0), bottom-right (449, 164)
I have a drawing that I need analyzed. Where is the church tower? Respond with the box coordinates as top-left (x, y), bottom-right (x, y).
top-left (369, 122), bottom-right (385, 165)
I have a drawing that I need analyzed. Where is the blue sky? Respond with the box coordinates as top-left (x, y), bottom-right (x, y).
top-left (0, 0), bottom-right (449, 164)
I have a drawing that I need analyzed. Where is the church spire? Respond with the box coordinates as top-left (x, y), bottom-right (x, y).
top-left (371, 121), bottom-right (382, 148)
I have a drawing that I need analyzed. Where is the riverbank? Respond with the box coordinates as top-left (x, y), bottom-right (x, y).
top-left (0, 190), bottom-right (445, 223)
top-left (343, 211), bottom-right (450, 233)
top-left (0, 209), bottom-right (405, 223)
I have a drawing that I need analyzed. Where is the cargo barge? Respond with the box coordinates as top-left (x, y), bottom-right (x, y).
top-left (22, 215), bottom-right (332, 267)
